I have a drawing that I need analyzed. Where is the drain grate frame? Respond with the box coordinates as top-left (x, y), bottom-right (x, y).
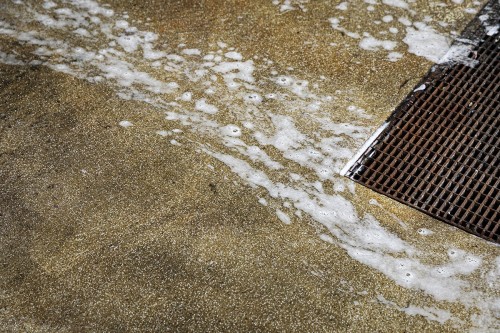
top-left (343, 1), bottom-right (500, 243)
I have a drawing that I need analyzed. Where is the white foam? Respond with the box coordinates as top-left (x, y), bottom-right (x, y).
top-left (336, 2), bottom-right (349, 10)
top-left (180, 92), bottom-right (192, 101)
top-left (275, 75), bottom-right (293, 86)
top-left (403, 23), bottom-right (450, 63)
top-left (486, 25), bottom-right (499, 36)
top-left (221, 124), bottom-right (242, 137)
top-left (418, 228), bottom-right (434, 236)
top-left (464, 8), bottom-right (478, 14)
top-left (0, 50), bottom-right (24, 65)
top-left (387, 51), bottom-right (403, 61)
top-left (244, 93), bottom-right (263, 104)
top-left (254, 114), bottom-right (306, 152)
top-left (377, 295), bottom-right (451, 324)
top-left (211, 60), bottom-right (256, 89)
top-left (398, 17), bottom-right (412, 26)
top-left (360, 36), bottom-right (397, 51)
top-left (340, 122), bottom-right (388, 176)
top-left (439, 43), bottom-right (478, 67)
top-left (73, 27), bottom-right (91, 37)
top-left (115, 20), bottom-right (129, 29)
top-left (273, 0), bottom-right (309, 13)
top-left (382, 15), bottom-right (394, 23)
top-left (276, 209), bottom-right (292, 224)
top-left (2, 1), bottom-right (497, 328)
top-left (166, 54), bottom-right (184, 62)
top-left (382, 0), bottom-right (409, 9)
top-left (414, 84), bottom-right (426, 92)
top-left (182, 48), bottom-right (201, 55)
top-left (329, 17), bottom-right (361, 39)
top-left (156, 130), bottom-right (170, 137)
top-left (225, 51), bottom-right (243, 60)
top-left (479, 5), bottom-right (500, 37)
top-left (119, 120), bottom-right (133, 128)
top-left (195, 99), bottom-right (218, 114)
top-left (42, 1), bottom-right (57, 9)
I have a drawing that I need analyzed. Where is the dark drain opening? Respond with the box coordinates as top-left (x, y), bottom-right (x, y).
top-left (343, 1), bottom-right (499, 243)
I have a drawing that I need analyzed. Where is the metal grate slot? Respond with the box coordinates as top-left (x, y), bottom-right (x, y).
top-left (343, 1), bottom-right (500, 243)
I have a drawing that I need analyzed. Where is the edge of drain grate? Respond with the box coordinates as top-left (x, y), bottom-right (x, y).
top-left (382, 0), bottom-right (500, 126)
top-left (342, 0), bottom-right (500, 243)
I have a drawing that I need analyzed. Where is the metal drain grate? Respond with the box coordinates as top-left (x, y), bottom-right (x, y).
top-left (343, 2), bottom-right (499, 243)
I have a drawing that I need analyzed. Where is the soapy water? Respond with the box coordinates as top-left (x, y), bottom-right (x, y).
top-left (272, 0), bottom-right (309, 13)
top-left (324, 0), bottom-right (490, 63)
top-left (0, 0), bottom-right (498, 329)
top-left (376, 294), bottom-right (452, 324)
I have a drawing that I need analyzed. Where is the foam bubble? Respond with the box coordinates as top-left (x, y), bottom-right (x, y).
top-left (359, 36), bottom-right (397, 51)
top-left (382, 15), bottom-right (394, 23)
top-left (387, 52), bottom-right (403, 61)
top-left (221, 125), bottom-right (242, 137)
top-left (225, 51), bottom-right (243, 60)
top-left (156, 130), bottom-right (170, 137)
top-left (182, 48), bottom-right (201, 55)
top-left (336, 2), bottom-right (349, 10)
top-left (180, 92), bottom-right (192, 101)
top-left (414, 84), bottom-right (426, 92)
top-left (119, 120), bottom-right (133, 128)
top-left (382, 0), bottom-right (409, 9)
top-left (417, 228), bottom-right (433, 236)
top-left (115, 20), bottom-right (129, 29)
top-left (276, 209), bottom-right (292, 225)
top-left (195, 98), bottom-right (218, 114)
top-left (275, 76), bottom-right (293, 86)
top-left (398, 17), bottom-right (412, 26)
top-left (244, 93), bottom-right (263, 104)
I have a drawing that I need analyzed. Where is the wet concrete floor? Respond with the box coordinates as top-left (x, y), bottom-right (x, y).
top-left (0, 0), bottom-right (498, 331)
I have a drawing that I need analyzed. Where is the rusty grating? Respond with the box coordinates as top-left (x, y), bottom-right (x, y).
top-left (343, 2), bottom-right (499, 243)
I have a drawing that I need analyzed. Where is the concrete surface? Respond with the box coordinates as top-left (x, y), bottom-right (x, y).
top-left (0, 0), bottom-right (498, 332)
